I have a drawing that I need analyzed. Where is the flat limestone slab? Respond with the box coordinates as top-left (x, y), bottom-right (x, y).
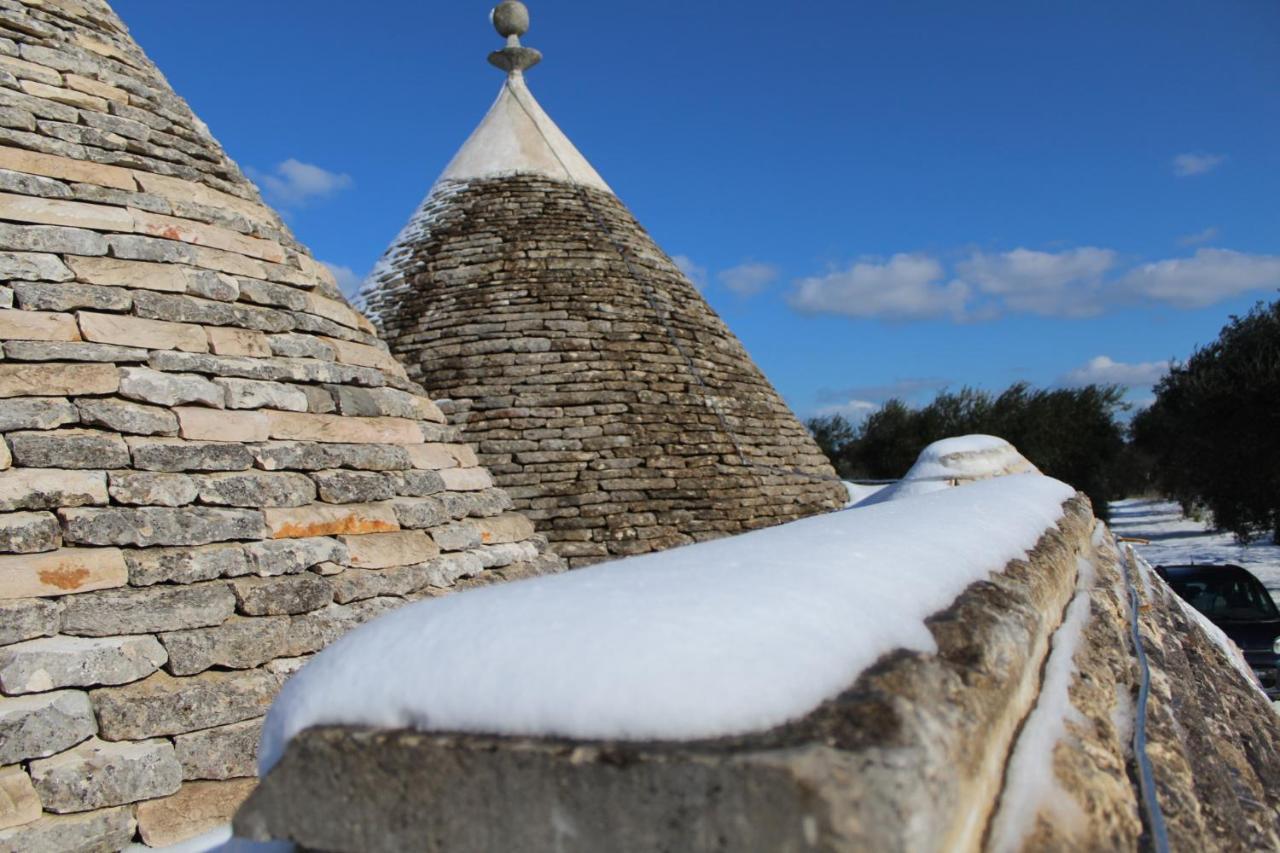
top-left (237, 498), bottom-right (1094, 853)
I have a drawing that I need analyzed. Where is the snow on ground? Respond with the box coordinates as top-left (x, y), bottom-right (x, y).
top-left (1108, 498), bottom-right (1280, 600)
top-left (259, 473), bottom-right (1075, 773)
top-left (842, 480), bottom-right (886, 505)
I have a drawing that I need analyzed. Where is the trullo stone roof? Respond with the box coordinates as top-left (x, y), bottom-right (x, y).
top-left (360, 4), bottom-right (848, 566)
top-left (0, 1), bottom-right (557, 849)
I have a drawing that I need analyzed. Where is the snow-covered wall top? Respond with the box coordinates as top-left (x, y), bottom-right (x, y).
top-left (259, 472), bottom-right (1076, 771)
top-left (862, 434), bottom-right (1039, 505)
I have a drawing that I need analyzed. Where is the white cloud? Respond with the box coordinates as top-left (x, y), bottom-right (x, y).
top-left (1172, 152), bottom-right (1226, 177)
top-left (717, 261), bottom-right (779, 297)
top-left (672, 254), bottom-right (707, 289)
top-left (1117, 249), bottom-right (1280, 309)
top-left (1178, 226), bottom-right (1219, 246)
top-left (1059, 356), bottom-right (1170, 390)
top-left (814, 399), bottom-right (880, 423)
top-left (955, 247), bottom-right (1116, 317)
top-left (254, 158), bottom-right (353, 207)
top-left (788, 254), bottom-right (967, 321)
top-left (322, 262), bottom-right (364, 298)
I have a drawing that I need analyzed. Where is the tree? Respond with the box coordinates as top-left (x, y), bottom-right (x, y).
top-left (807, 382), bottom-right (1133, 518)
top-left (1133, 300), bottom-right (1280, 542)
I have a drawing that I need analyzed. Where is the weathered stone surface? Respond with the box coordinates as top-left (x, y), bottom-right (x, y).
top-left (0, 805), bottom-right (135, 853)
top-left (0, 223), bottom-right (107, 257)
top-left (476, 513), bottom-right (537, 546)
top-left (7, 429), bottom-right (128, 469)
top-left (0, 634), bottom-right (166, 695)
top-left (0, 469), bottom-right (106, 512)
top-left (125, 543), bottom-right (248, 587)
top-left (60, 506), bottom-right (265, 547)
top-left (0, 548), bottom-right (127, 600)
top-left (405, 443), bottom-right (475, 471)
top-left (0, 690), bottom-right (95, 764)
top-left (79, 310), bottom-right (208, 353)
top-left (0, 397), bottom-right (77, 431)
top-left (195, 471), bottom-right (315, 508)
top-left (0, 598), bottom-right (59, 646)
top-left (0, 765), bottom-right (39, 832)
top-left (12, 281), bottom-right (131, 312)
top-left (0, 362), bottom-right (117, 398)
top-left (284, 597), bottom-right (403, 657)
top-left (389, 469), bottom-right (445, 497)
top-left (207, 326), bottom-right (270, 357)
top-left (59, 583), bottom-right (234, 637)
top-left (330, 564), bottom-right (432, 604)
top-left (228, 574), bottom-right (332, 617)
top-left (67, 256), bottom-right (186, 293)
top-left (127, 437), bottom-right (253, 472)
top-left (76, 397), bottom-right (177, 435)
top-left (264, 502), bottom-right (399, 539)
top-left (251, 441), bottom-right (412, 472)
top-left (437, 467), bottom-right (494, 492)
top-left (0, 250), bottom-right (71, 282)
top-left (0, 308), bottom-right (79, 341)
top-left (92, 669), bottom-right (278, 740)
top-left (264, 411), bottom-right (423, 445)
top-left (311, 469), bottom-right (394, 504)
top-left (216, 377), bottom-right (307, 412)
top-left (119, 366), bottom-right (223, 408)
top-left (138, 778), bottom-right (258, 847)
top-left (0, 511), bottom-right (60, 554)
top-left (1, 340), bottom-right (148, 363)
top-left (429, 520), bottom-right (483, 552)
top-left (339, 531), bottom-right (439, 570)
top-left (243, 537), bottom-right (346, 577)
top-left (29, 737), bottom-right (181, 813)
top-left (174, 718), bottom-right (262, 781)
top-left (160, 615), bottom-right (287, 678)
top-left (0, 145), bottom-right (135, 191)
top-left (107, 471), bottom-right (197, 507)
top-left (390, 496), bottom-right (451, 530)
top-left (268, 332), bottom-right (333, 360)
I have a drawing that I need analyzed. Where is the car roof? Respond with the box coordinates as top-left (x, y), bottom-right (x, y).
top-left (1156, 563), bottom-right (1255, 581)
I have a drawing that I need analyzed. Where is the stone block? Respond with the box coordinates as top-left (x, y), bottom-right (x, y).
top-left (0, 397), bottom-right (78, 431)
top-left (174, 406), bottom-right (268, 442)
top-left (216, 377), bottom-right (307, 412)
top-left (125, 544), bottom-right (248, 587)
top-left (228, 574), bottom-right (333, 617)
top-left (339, 531), bottom-right (439, 570)
top-left (0, 598), bottom-right (59, 646)
top-left (330, 564), bottom-right (432, 604)
top-left (439, 467), bottom-right (494, 492)
top-left (0, 147), bottom-right (134, 191)
top-left (28, 737), bottom-right (181, 813)
top-left (264, 502), bottom-right (399, 539)
top-left (161, 616), bottom-right (289, 676)
top-left (304, 292), bottom-right (371, 333)
top-left (0, 191), bottom-right (130, 231)
top-left (243, 538), bottom-right (346, 577)
top-left (404, 443), bottom-right (463, 470)
top-left (268, 332), bottom-right (333, 360)
top-left (476, 513), bottom-right (537, 546)
top-left (283, 597), bottom-right (402, 657)
top-left (389, 496), bottom-right (451, 530)
top-left (131, 210), bottom-right (285, 264)
top-left (107, 471), bottom-right (197, 507)
top-left (66, 256), bottom-right (187, 293)
top-left (79, 311), bottom-right (208, 353)
top-left (0, 362), bottom-right (117, 398)
top-left (265, 411), bottom-right (423, 445)
top-left (311, 469), bottom-right (394, 504)
top-left (0, 690), bottom-right (95, 764)
top-left (119, 366), bottom-right (223, 408)
top-left (0, 806), bottom-right (135, 852)
top-left (251, 441), bottom-right (412, 472)
top-left (319, 336), bottom-right (404, 374)
top-left (138, 778), bottom-right (258, 847)
top-left (196, 471), bottom-right (316, 509)
top-left (7, 429), bottom-right (129, 469)
top-left (0, 223), bottom-right (106, 257)
top-left (0, 308), bottom-right (79, 341)
top-left (0, 251), bottom-right (71, 283)
top-left (0, 469), bottom-right (106, 512)
top-left (12, 281), bottom-right (131, 313)
top-left (0, 547), bottom-right (127, 600)
top-left (206, 326), bottom-right (271, 357)
top-left (0, 766), bottom-right (39, 832)
top-left (0, 511), bottom-right (60, 554)
top-left (76, 397), bottom-right (177, 436)
top-left (59, 583), bottom-right (234, 637)
top-left (173, 718), bottom-right (262, 781)
top-left (0, 635), bottom-right (166, 694)
top-left (332, 386), bottom-right (444, 422)
top-left (2, 340), bottom-right (147, 362)
top-left (127, 437), bottom-right (253, 472)
top-left (92, 669), bottom-right (278, 740)
top-left (60, 506), bottom-right (265, 547)
top-left (389, 469), bottom-right (446, 497)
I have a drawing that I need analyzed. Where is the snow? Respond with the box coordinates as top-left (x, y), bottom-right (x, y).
top-left (859, 435), bottom-right (1037, 506)
top-left (986, 553), bottom-right (1095, 852)
top-left (259, 473), bottom-right (1075, 773)
top-left (842, 480), bottom-right (886, 506)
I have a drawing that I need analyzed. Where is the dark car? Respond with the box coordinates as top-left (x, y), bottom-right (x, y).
top-left (1155, 563), bottom-right (1280, 699)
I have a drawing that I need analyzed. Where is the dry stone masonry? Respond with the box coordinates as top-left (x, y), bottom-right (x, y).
top-left (0, 0), bottom-right (557, 849)
top-left (361, 7), bottom-right (846, 566)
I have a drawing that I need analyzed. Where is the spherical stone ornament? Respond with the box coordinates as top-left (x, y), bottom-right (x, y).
top-left (492, 1), bottom-right (530, 38)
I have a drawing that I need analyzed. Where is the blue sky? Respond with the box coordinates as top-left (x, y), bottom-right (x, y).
top-left (114, 1), bottom-right (1279, 421)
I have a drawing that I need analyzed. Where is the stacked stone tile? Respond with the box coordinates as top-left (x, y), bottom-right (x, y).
top-left (0, 1), bottom-right (557, 849)
top-left (362, 9), bottom-right (847, 567)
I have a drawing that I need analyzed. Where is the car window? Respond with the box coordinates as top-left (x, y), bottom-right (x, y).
top-left (1169, 573), bottom-right (1279, 622)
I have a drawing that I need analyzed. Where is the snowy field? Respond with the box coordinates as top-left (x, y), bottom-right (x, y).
top-left (1109, 498), bottom-right (1280, 604)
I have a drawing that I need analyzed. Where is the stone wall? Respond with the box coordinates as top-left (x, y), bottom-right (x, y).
top-left (0, 1), bottom-right (557, 849)
top-left (363, 175), bottom-right (848, 566)
top-left (237, 496), bottom-right (1280, 852)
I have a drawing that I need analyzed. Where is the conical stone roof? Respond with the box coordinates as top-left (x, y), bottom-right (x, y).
top-left (0, 1), bottom-right (555, 849)
top-left (361, 5), bottom-right (847, 566)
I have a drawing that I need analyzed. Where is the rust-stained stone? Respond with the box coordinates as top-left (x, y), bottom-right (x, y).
top-left (0, 547), bottom-right (127, 600)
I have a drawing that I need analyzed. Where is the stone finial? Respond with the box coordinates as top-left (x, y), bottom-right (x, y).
top-left (488, 1), bottom-right (542, 74)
